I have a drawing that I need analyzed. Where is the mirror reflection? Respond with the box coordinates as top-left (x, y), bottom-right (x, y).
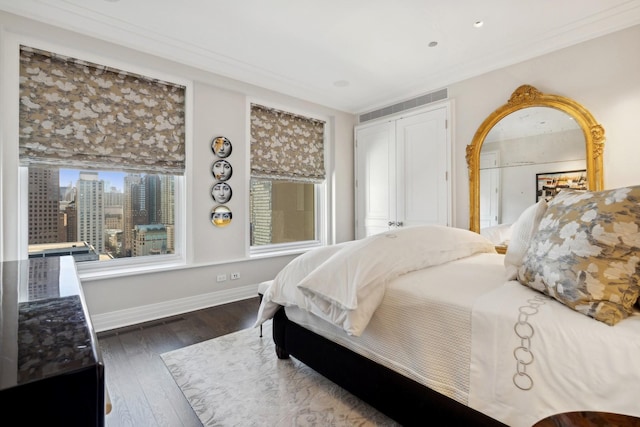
top-left (479, 107), bottom-right (585, 228)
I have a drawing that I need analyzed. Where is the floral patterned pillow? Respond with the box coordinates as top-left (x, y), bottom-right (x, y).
top-left (517, 186), bottom-right (640, 325)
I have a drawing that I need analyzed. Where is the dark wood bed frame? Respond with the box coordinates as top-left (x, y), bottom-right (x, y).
top-left (272, 306), bottom-right (508, 426)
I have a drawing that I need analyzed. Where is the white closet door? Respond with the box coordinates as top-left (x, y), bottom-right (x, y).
top-left (355, 104), bottom-right (451, 240)
top-left (355, 121), bottom-right (396, 239)
top-left (395, 107), bottom-right (449, 228)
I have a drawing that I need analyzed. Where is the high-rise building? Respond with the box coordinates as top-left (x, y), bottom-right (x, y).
top-left (63, 200), bottom-right (78, 243)
top-left (132, 224), bottom-right (167, 257)
top-left (104, 186), bottom-right (124, 232)
top-left (77, 171), bottom-right (105, 254)
top-left (104, 209), bottom-right (123, 230)
top-left (146, 175), bottom-right (162, 224)
top-left (104, 187), bottom-right (124, 207)
top-left (160, 175), bottom-right (175, 226)
top-left (60, 183), bottom-right (75, 202)
top-left (123, 174), bottom-right (148, 257)
top-left (28, 167), bottom-right (60, 244)
top-left (250, 180), bottom-right (272, 246)
top-left (160, 176), bottom-right (175, 253)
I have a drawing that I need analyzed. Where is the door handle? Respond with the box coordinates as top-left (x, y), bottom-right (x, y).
top-left (397, 221), bottom-right (404, 227)
top-left (388, 221), bottom-right (396, 226)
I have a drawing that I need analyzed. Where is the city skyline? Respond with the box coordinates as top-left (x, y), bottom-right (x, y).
top-left (29, 167), bottom-right (176, 259)
top-left (59, 169), bottom-right (126, 192)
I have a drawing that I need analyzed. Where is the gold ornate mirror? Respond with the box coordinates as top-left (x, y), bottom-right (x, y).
top-left (467, 84), bottom-right (605, 234)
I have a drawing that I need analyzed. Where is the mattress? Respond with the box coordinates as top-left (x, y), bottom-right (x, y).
top-left (284, 252), bottom-right (507, 405)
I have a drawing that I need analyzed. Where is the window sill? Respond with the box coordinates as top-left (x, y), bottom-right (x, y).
top-left (77, 254), bottom-right (186, 281)
top-left (249, 240), bottom-right (324, 259)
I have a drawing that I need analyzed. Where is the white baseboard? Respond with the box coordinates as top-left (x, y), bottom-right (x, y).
top-left (91, 283), bottom-right (259, 333)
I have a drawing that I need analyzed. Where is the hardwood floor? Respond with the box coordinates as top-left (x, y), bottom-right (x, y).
top-left (98, 296), bottom-right (261, 427)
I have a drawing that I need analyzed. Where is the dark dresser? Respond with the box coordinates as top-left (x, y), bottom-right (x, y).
top-left (0, 256), bottom-right (105, 426)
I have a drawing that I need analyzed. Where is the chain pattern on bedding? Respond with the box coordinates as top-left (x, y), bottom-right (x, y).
top-left (513, 294), bottom-right (548, 390)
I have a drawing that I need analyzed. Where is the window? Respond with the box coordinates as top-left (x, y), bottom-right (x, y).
top-left (249, 104), bottom-right (326, 252)
top-left (27, 167), bottom-right (177, 261)
top-left (250, 179), bottom-right (316, 245)
top-left (19, 46), bottom-right (186, 268)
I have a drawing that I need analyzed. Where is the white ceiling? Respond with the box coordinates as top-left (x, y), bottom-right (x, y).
top-left (1, 0), bottom-right (640, 114)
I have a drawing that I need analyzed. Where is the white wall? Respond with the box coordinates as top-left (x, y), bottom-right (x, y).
top-left (450, 24), bottom-right (640, 229)
top-left (0, 11), bottom-right (357, 331)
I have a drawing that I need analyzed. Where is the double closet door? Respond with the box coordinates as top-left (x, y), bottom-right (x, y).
top-left (355, 105), bottom-right (451, 239)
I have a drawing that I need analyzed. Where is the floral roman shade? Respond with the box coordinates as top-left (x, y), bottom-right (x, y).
top-left (250, 104), bottom-right (325, 183)
top-left (19, 45), bottom-right (186, 175)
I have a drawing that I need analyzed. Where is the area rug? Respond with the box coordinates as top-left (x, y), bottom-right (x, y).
top-left (161, 322), bottom-right (399, 426)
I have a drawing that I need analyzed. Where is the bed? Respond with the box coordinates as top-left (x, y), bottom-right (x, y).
top-left (256, 185), bottom-right (640, 426)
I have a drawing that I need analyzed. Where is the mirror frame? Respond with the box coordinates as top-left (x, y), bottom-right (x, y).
top-left (467, 84), bottom-right (605, 233)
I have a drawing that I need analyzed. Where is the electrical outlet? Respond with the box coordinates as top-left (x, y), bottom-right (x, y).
top-left (216, 274), bottom-right (227, 282)
top-left (231, 272), bottom-right (240, 280)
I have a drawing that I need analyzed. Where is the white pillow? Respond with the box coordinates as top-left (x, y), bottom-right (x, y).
top-left (481, 223), bottom-right (513, 245)
top-left (504, 199), bottom-right (548, 280)
top-left (297, 225), bottom-right (497, 335)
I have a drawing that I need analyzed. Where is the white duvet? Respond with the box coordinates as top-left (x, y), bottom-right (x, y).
top-left (255, 224), bottom-right (497, 336)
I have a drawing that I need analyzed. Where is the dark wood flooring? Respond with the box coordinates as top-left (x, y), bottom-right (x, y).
top-left (98, 296), bottom-right (260, 427)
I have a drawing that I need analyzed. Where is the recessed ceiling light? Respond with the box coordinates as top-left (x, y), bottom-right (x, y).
top-left (428, 41), bottom-right (438, 48)
top-left (473, 20), bottom-right (484, 28)
top-left (333, 80), bottom-right (349, 88)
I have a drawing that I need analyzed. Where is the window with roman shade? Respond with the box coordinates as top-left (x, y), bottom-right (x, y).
top-left (249, 103), bottom-right (326, 249)
top-left (250, 103), bottom-right (325, 183)
top-left (19, 45), bottom-right (186, 265)
top-left (19, 45), bottom-right (186, 175)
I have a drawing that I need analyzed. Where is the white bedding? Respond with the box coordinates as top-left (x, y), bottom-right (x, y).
top-left (256, 225), bottom-right (497, 336)
top-left (284, 252), bottom-right (507, 405)
top-left (256, 224), bottom-right (640, 425)
top-left (470, 281), bottom-right (640, 426)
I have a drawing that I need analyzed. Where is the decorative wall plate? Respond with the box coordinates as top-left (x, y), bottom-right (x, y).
top-left (211, 182), bottom-right (232, 203)
top-left (211, 205), bottom-right (232, 227)
top-left (211, 159), bottom-right (232, 181)
top-left (211, 136), bottom-right (232, 158)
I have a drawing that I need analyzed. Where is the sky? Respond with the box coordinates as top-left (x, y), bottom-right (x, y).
top-left (59, 169), bottom-right (126, 192)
